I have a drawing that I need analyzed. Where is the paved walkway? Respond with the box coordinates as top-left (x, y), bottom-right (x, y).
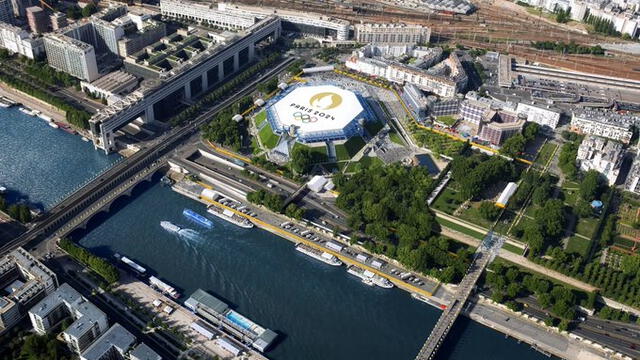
top-left (0, 84), bottom-right (66, 121)
top-left (440, 227), bottom-right (598, 292)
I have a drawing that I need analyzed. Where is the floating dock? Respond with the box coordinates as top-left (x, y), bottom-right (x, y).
top-left (185, 289), bottom-right (278, 352)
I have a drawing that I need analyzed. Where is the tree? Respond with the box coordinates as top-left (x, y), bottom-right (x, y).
top-left (558, 141), bottom-right (580, 179)
top-left (290, 146), bottom-right (313, 174)
top-left (66, 5), bottom-right (81, 20)
top-left (574, 199), bottom-right (593, 218)
top-left (579, 170), bottom-right (603, 201)
top-left (523, 222), bottom-right (544, 253)
top-left (81, 2), bottom-right (97, 17)
top-left (532, 180), bottom-right (552, 206)
top-left (500, 134), bottom-right (526, 157)
top-left (478, 201), bottom-right (500, 221)
top-left (535, 199), bottom-right (566, 239)
top-left (523, 122), bottom-right (539, 142)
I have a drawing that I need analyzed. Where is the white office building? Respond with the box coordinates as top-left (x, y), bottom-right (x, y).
top-left (217, 2), bottom-right (350, 41)
top-left (577, 135), bottom-right (624, 185)
top-left (43, 33), bottom-right (100, 82)
top-left (354, 23), bottom-right (431, 46)
top-left (346, 50), bottom-right (467, 97)
top-left (625, 152), bottom-right (640, 194)
top-left (0, 248), bottom-right (57, 332)
top-left (160, 0), bottom-right (255, 30)
top-left (29, 283), bottom-right (109, 354)
top-left (516, 103), bottom-right (561, 129)
top-left (0, 22), bottom-right (44, 59)
top-left (570, 110), bottom-right (635, 144)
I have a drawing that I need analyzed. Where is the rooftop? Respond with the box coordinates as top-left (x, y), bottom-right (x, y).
top-left (185, 288), bottom-right (229, 314)
top-left (80, 324), bottom-right (136, 360)
top-left (88, 71), bottom-right (138, 93)
top-left (129, 343), bottom-right (162, 360)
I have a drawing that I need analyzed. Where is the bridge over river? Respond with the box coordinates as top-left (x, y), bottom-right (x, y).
top-left (414, 232), bottom-right (505, 360)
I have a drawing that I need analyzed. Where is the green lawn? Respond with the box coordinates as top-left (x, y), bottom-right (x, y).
top-left (431, 187), bottom-right (462, 214)
top-left (250, 137), bottom-right (261, 155)
top-left (458, 204), bottom-right (494, 229)
top-left (436, 217), bottom-right (485, 240)
top-left (435, 115), bottom-right (458, 127)
top-left (503, 242), bottom-right (524, 255)
top-left (258, 122), bottom-right (280, 149)
top-left (389, 131), bottom-right (404, 145)
top-left (575, 217), bottom-right (599, 238)
top-left (364, 120), bottom-right (384, 137)
top-left (535, 142), bottom-right (558, 166)
top-left (292, 143), bottom-right (328, 163)
top-left (334, 136), bottom-right (366, 161)
top-left (566, 236), bottom-right (591, 257)
top-left (255, 110), bottom-right (267, 127)
top-left (344, 156), bottom-right (384, 173)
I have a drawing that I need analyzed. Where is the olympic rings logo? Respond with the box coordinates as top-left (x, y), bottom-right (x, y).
top-left (293, 112), bottom-right (318, 123)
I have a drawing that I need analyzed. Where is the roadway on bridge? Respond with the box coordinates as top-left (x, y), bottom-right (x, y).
top-left (414, 232), bottom-right (504, 360)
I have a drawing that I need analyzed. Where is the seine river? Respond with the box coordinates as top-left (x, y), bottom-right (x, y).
top-left (1, 107), bottom-right (553, 360)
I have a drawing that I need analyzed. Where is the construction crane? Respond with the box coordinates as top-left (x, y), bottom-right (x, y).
top-left (39, 0), bottom-right (55, 12)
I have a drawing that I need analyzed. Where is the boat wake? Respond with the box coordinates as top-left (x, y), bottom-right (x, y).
top-left (177, 228), bottom-right (204, 242)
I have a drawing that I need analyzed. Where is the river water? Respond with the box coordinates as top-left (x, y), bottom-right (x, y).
top-left (0, 107), bottom-right (120, 210)
top-left (1, 107), bottom-right (553, 360)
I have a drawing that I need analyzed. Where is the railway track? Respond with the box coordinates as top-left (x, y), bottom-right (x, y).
top-left (239, 0), bottom-right (640, 79)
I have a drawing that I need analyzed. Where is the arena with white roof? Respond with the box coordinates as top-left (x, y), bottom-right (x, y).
top-left (265, 83), bottom-right (374, 143)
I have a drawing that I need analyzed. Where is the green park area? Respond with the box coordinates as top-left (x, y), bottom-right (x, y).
top-left (344, 155), bottom-right (384, 173)
top-left (255, 110), bottom-right (267, 127)
top-left (389, 130), bottom-right (404, 145)
top-left (334, 137), bottom-right (366, 161)
top-left (258, 121), bottom-right (280, 149)
top-left (565, 236), bottom-right (591, 257)
top-left (412, 127), bottom-right (467, 157)
top-left (535, 142), bottom-right (558, 167)
top-left (435, 115), bottom-right (458, 127)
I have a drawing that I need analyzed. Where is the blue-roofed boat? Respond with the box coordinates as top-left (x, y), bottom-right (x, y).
top-left (182, 208), bottom-right (214, 229)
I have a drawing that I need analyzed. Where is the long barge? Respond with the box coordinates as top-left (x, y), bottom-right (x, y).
top-left (347, 265), bottom-right (393, 289)
top-left (207, 205), bottom-right (254, 228)
top-left (186, 289), bottom-right (278, 353)
top-left (295, 243), bottom-right (342, 266)
top-left (114, 253), bottom-right (147, 275)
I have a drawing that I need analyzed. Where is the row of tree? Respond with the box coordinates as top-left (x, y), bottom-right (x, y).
top-left (246, 189), bottom-right (305, 220)
top-left (531, 41), bottom-right (605, 56)
top-left (22, 59), bottom-right (78, 88)
top-left (0, 70), bottom-right (91, 128)
top-left (535, 253), bottom-right (640, 308)
top-left (59, 238), bottom-right (119, 284)
top-left (0, 195), bottom-right (32, 223)
top-left (168, 53), bottom-right (280, 127)
top-left (584, 13), bottom-right (621, 37)
top-left (485, 262), bottom-right (589, 328)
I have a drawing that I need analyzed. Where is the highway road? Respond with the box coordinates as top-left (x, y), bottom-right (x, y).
top-left (1, 57), bottom-right (295, 257)
top-left (184, 144), bottom-right (349, 228)
top-left (481, 290), bottom-right (640, 358)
